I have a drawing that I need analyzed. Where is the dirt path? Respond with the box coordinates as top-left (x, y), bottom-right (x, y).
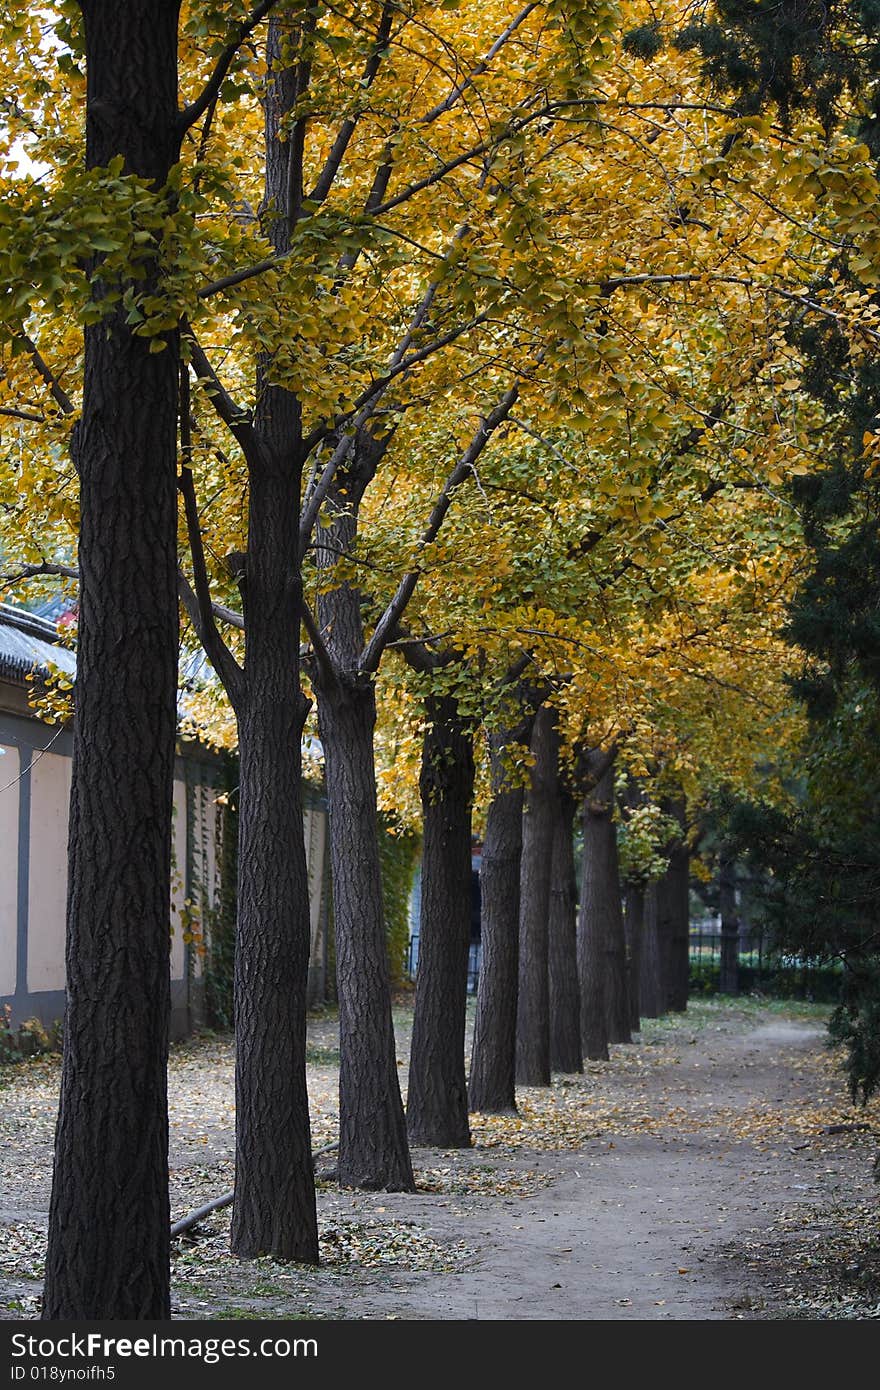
top-left (2, 998), bottom-right (878, 1320)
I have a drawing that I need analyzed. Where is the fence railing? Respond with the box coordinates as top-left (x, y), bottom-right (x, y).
top-left (405, 927), bottom-right (842, 1002)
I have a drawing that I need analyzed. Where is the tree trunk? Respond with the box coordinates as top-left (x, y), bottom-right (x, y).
top-left (639, 882), bottom-right (664, 1018)
top-left (549, 786), bottom-right (582, 1073)
top-left (227, 15), bottom-right (318, 1258)
top-left (230, 443), bottom-right (318, 1260)
top-left (42, 0), bottom-right (182, 1320)
top-left (317, 675), bottom-right (414, 1188)
top-left (406, 694), bottom-right (475, 1147)
top-left (579, 763), bottom-right (631, 1052)
top-left (719, 850), bottom-right (740, 996)
top-left (468, 724), bottom-right (530, 1112)
top-left (663, 798), bottom-right (690, 1012)
top-left (624, 882), bottom-right (644, 1034)
top-left (314, 448), bottom-right (413, 1190)
top-left (516, 705), bottom-right (557, 1086)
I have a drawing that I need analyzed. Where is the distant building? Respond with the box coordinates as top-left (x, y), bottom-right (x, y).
top-left (0, 603), bottom-right (330, 1038)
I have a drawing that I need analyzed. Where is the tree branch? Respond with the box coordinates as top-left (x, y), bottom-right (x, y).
top-left (420, 3), bottom-right (539, 125)
top-left (0, 561), bottom-right (78, 591)
top-left (186, 332), bottom-right (264, 463)
top-left (360, 378), bottom-right (520, 675)
top-left (300, 597), bottom-right (338, 689)
top-left (305, 0), bottom-right (396, 207)
top-left (17, 334), bottom-right (74, 416)
top-left (178, 366), bottom-right (245, 708)
top-left (178, 0), bottom-right (279, 137)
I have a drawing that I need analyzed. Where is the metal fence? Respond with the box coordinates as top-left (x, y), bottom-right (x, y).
top-left (404, 927), bottom-right (842, 1002)
top-left (687, 926), bottom-right (841, 1000)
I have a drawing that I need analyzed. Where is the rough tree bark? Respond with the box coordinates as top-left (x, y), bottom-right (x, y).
top-left (663, 797), bottom-right (690, 1013)
top-left (182, 14), bottom-right (319, 1261)
top-left (719, 849), bottom-right (740, 996)
top-left (42, 0), bottom-right (182, 1320)
top-left (406, 693), bottom-right (475, 1147)
top-left (230, 436), bottom-right (318, 1260)
top-left (313, 436), bottom-right (414, 1190)
top-left (549, 785), bottom-right (582, 1072)
top-left (468, 720), bottom-right (532, 1112)
top-left (516, 704), bottom-right (558, 1086)
top-left (639, 882), bottom-right (665, 1018)
top-left (578, 760), bottom-right (631, 1054)
top-left (624, 882), bottom-right (644, 1034)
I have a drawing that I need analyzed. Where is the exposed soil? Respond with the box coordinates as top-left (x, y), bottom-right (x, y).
top-left (1, 996), bottom-right (879, 1320)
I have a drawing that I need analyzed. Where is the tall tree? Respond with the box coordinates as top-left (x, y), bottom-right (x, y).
top-left (468, 717), bottom-right (533, 1112)
top-left (548, 780), bottom-right (582, 1072)
top-left (40, 0), bottom-right (184, 1322)
top-left (406, 687), bottom-right (475, 1148)
top-left (579, 754), bottom-right (631, 1050)
top-left (515, 701), bottom-right (558, 1086)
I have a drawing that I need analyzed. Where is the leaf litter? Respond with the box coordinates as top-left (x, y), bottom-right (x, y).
top-left (1, 996), bottom-right (879, 1319)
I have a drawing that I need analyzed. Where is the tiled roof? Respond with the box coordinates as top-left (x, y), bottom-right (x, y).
top-left (0, 603), bottom-right (76, 684)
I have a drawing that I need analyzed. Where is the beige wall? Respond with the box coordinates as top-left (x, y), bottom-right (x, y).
top-left (27, 750), bottom-right (71, 992)
top-left (0, 744), bottom-right (19, 995)
top-left (170, 778), bottom-right (188, 980)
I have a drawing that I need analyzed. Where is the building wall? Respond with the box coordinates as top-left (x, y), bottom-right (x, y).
top-left (0, 742), bottom-right (19, 998)
top-left (0, 693), bottom-right (329, 1040)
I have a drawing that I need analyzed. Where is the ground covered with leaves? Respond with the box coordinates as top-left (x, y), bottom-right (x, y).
top-left (1, 995), bottom-right (878, 1320)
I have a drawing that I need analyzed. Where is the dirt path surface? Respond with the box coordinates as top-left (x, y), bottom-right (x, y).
top-left (2, 997), bottom-right (879, 1320)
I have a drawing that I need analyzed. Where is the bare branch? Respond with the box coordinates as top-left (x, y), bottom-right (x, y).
top-left (17, 335), bottom-right (74, 416)
top-left (300, 597), bottom-right (338, 689)
top-left (186, 333), bottom-right (263, 462)
top-left (0, 561), bottom-right (78, 590)
top-left (0, 406), bottom-right (45, 424)
top-left (178, 366), bottom-right (245, 707)
top-left (299, 431), bottom-right (354, 557)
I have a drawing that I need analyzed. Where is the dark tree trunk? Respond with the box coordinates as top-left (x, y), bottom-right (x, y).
top-left (516, 705), bottom-right (557, 1086)
top-left (406, 695), bottom-right (475, 1148)
top-left (639, 882), bottom-right (665, 1018)
top-left (663, 798), bottom-right (690, 1012)
top-left (229, 16), bottom-right (318, 1259)
top-left (719, 850), bottom-right (740, 996)
top-left (230, 444), bottom-right (318, 1260)
top-left (468, 723), bottom-right (530, 1112)
top-left (624, 883), bottom-right (644, 1034)
top-left (314, 447), bottom-right (413, 1190)
top-left (549, 786), bottom-right (582, 1073)
top-left (579, 764), bottom-right (631, 1052)
top-left (42, 0), bottom-right (182, 1320)
top-left (318, 674), bottom-right (414, 1188)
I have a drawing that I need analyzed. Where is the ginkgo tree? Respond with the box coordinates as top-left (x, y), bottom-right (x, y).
top-left (4, 0), bottom-right (880, 1320)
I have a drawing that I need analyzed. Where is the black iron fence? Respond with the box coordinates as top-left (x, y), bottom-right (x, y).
top-left (404, 927), bottom-right (843, 1003)
top-left (688, 926), bottom-right (842, 1001)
